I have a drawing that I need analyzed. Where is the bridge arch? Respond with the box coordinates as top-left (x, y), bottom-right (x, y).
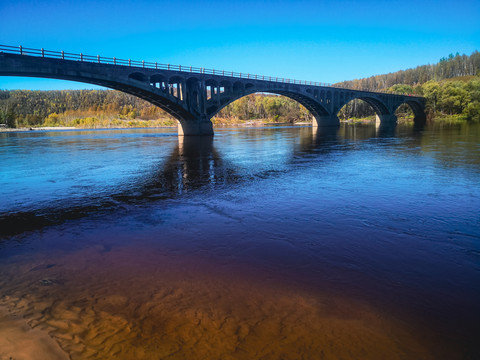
top-left (150, 74), bottom-right (166, 90)
top-left (337, 95), bottom-right (396, 123)
top-left (393, 98), bottom-right (427, 125)
top-left (219, 80), bottom-right (232, 95)
top-left (128, 72), bottom-right (147, 82)
top-left (207, 87), bottom-right (331, 126)
top-left (0, 69), bottom-right (195, 123)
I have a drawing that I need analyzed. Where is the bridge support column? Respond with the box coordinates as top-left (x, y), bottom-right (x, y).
top-left (178, 119), bottom-right (214, 136)
top-left (375, 114), bottom-right (397, 124)
top-left (312, 115), bottom-right (340, 127)
top-left (413, 113), bottom-right (427, 126)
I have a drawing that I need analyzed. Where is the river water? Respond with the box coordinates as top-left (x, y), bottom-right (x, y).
top-left (0, 123), bottom-right (479, 359)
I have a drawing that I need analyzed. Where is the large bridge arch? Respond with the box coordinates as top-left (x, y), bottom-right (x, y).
top-left (336, 94), bottom-right (397, 123)
top-left (206, 87), bottom-right (334, 127)
top-left (0, 66), bottom-right (195, 124)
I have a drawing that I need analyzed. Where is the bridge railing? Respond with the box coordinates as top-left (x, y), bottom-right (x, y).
top-left (0, 45), bottom-right (416, 95)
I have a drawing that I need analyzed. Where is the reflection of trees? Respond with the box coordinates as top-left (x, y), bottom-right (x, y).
top-left (418, 122), bottom-right (480, 169)
top-left (294, 123), bottom-right (431, 160)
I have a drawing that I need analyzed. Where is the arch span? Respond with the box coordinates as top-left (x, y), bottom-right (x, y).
top-left (0, 57), bottom-right (195, 123)
top-left (394, 99), bottom-right (427, 125)
top-left (336, 95), bottom-right (397, 124)
top-left (206, 88), bottom-right (336, 127)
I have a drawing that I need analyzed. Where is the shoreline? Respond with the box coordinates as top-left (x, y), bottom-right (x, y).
top-left (0, 123), bottom-right (306, 133)
top-left (0, 118), bottom-right (426, 133)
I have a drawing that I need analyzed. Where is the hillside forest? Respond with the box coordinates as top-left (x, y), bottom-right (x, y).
top-left (1, 51), bottom-right (479, 128)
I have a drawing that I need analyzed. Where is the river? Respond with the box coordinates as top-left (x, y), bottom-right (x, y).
top-left (0, 123), bottom-right (479, 359)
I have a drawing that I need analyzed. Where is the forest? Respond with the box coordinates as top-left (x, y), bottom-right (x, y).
top-left (1, 51), bottom-right (479, 128)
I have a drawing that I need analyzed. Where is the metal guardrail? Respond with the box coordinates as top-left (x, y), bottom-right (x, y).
top-left (0, 44), bottom-right (417, 96)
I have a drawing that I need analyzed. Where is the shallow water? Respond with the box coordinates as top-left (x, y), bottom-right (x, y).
top-left (0, 123), bottom-right (479, 359)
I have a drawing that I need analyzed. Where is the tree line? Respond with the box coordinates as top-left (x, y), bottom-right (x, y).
top-left (0, 89), bottom-right (174, 128)
top-left (335, 51), bottom-right (480, 91)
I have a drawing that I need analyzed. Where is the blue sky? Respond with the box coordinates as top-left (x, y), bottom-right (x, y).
top-left (1, 0), bottom-right (479, 90)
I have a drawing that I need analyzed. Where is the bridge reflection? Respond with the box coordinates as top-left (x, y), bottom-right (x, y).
top-left (0, 125), bottom-right (428, 238)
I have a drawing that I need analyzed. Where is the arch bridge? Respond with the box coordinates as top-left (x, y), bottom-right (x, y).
top-left (0, 45), bottom-right (426, 136)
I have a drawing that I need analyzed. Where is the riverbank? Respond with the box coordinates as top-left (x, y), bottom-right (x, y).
top-left (0, 114), bottom-right (471, 133)
top-left (0, 121), bottom-right (298, 133)
top-left (0, 125), bottom-right (177, 133)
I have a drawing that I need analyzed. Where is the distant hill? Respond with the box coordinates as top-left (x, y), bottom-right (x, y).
top-left (335, 51), bottom-right (480, 91)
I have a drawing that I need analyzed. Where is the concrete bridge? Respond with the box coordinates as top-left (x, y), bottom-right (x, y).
top-left (0, 45), bottom-right (426, 136)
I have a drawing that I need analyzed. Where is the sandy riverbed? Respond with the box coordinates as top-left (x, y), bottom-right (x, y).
top-left (0, 243), bottom-right (443, 360)
top-left (0, 306), bottom-right (69, 360)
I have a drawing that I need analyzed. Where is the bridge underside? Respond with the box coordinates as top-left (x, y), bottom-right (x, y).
top-left (0, 52), bottom-right (427, 136)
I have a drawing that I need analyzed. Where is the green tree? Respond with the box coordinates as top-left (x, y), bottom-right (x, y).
top-left (422, 80), bottom-right (441, 114)
top-left (439, 81), bottom-right (469, 115)
top-left (388, 84), bottom-right (414, 95)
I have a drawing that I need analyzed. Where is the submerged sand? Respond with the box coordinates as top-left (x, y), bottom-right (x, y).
top-left (0, 307), bottom-right (69, 360)
top-left (0, 244), bottom-right (446, 360)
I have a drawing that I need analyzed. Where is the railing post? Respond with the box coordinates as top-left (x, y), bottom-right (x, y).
top-left (155, 62), bottom-right (157, 69)
top-left (19, 45), bottom-right (22, 55)
top-left (168, 64), bottom-right (170, 70)
top-left (129, 59), bottom-right (131, 66)
top-left (113, 57), bottom-right (116, 65)
top-left (97, 55), bottom-right (100, 63)
top-left (190, 66), bottom-right (192, 72)
top-left (61, 51), bottom-right (64, 59)
top-left (41, 48), bottom-right (44, 57)
top-left (142, 60), bottom-right (145, 68)
top-left (80, 53), bottom-right (83, 61)
top-left (179, 65), bottom-right (181, 71)
top-left (223, 70), bottom-right (225, 76)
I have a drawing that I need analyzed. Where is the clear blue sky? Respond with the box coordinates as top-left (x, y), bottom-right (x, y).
top-left (1, 0), bottom-right (479, 90)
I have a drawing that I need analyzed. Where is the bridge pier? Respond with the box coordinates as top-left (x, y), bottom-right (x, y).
top-left (177, 119), bottom-right (214, 136)
top-left (375, 114), bottom-right (397, 124)
top-left (413, 113), bottom-right (427, 126)
top-left (312, 115), bottom-right (340, 127)
top-left (376, 114), bottom-right (397, 124)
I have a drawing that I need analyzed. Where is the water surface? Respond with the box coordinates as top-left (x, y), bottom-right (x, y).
top-left (0, 123), bottom-right (479, 359)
